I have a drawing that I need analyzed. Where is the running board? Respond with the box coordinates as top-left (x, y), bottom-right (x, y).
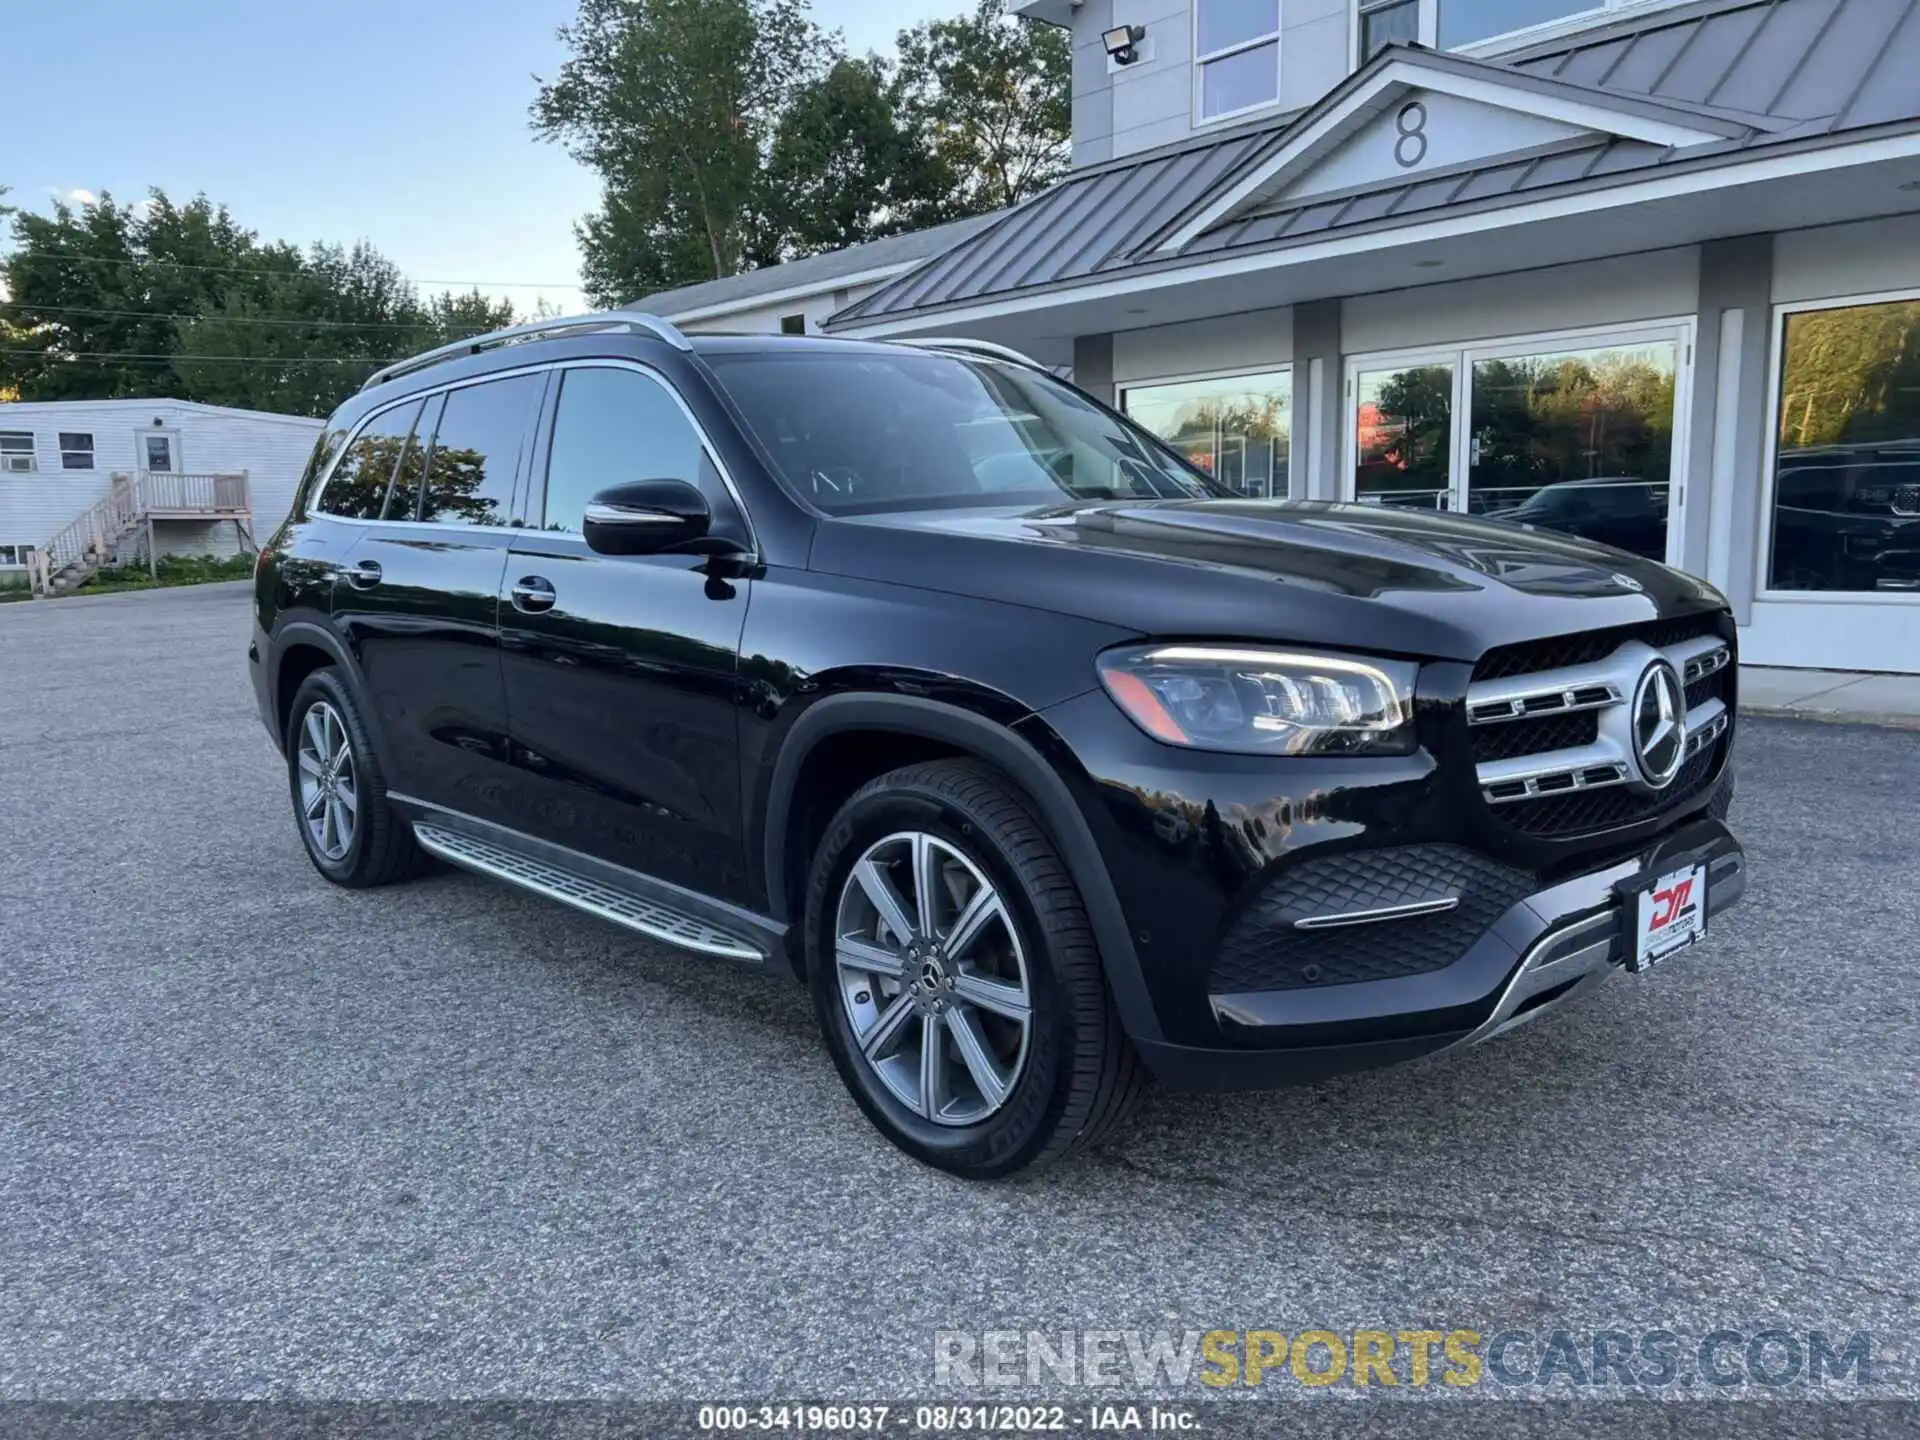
top-left (412, 822), bottom-right (766, 962)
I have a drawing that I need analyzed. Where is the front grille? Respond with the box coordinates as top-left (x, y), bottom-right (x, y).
top-left (1469, 709), bottom-right (1599, 763)
top-left (1474, 613), bottom-right (1722, 682)
top-left (1495, 745), bottom-right (1720, 839)
top-left (1210, 845), bottom-right (1537, 993)
top-left (1465, 611), bottom-right (1732, 840)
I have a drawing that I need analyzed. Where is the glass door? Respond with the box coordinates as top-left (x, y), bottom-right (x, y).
top-left (1352, 361), bottom-right (1454, 510)
top-left (1346, 327), bottom-right (1689, 564)
top-left (1463, 338), bottom-right (1680, 564)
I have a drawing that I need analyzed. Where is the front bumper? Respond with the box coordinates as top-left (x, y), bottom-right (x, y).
top-left (1134, 816), bottom-right (1745, 1090)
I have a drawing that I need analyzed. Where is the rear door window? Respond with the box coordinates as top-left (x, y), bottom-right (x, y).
top-left (420, 374), bottom-right (543, 526)
top-left (316, 401), bottom-right (424, 520)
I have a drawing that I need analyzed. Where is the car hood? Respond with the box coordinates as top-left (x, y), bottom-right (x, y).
top-left (807, 499), bottom-right (1727, 662)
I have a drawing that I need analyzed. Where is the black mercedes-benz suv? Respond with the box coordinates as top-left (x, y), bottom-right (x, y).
top-left (249, 312), bottom-right (1745, 1177)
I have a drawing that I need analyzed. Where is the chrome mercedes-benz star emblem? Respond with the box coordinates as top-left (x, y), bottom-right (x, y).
top-left (1632, 661), bottom-right (1686, 788)
top-left (1612, 572), bottom-right (1646, 593)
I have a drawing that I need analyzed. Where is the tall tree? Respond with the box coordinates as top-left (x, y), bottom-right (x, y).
top-left (893, 0), bottom-right (1070, 215)
top-left (2, 189), bottom-right (518, 415)
top-left (532, 0), bottom-right (830, 302)
top-left (760, 56), bottom-right (951, 259)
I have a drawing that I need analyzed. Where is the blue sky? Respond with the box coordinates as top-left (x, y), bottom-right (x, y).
top-left (4, 0), bottom-right (972, 313)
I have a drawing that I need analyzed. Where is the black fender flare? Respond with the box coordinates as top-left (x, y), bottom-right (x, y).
top-left (762, 693), bottom-right (1162, 1043)
top-left (264, 618), bottom-right (395, 775)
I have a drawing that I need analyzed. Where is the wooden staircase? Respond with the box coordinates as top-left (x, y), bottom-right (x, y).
top-left (26, 471), bottom-right (252, 597)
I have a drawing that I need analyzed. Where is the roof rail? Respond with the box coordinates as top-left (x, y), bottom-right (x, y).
top-left (361, 311), bottom-right (692, 392)
top-left (895, 336), bottom-right (1048, 371)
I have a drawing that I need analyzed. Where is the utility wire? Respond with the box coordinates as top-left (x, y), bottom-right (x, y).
top-left (6, 252), bottom-right (575, 289)
top-left (0, 348), bottom-right (401, 364)
top-left (0, 302), bottom-right (495, 331)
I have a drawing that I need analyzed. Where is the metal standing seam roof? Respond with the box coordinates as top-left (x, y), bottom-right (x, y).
top-left (618, 210), bottom-right (1005, 318)
top-left (826, 0), bottom-right (1920, 329)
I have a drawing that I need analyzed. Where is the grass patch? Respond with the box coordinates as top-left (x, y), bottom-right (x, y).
top-left (72, 553), bottom-right (255, 595)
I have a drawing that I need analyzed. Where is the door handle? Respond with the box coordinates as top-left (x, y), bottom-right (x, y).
top-left (511, 576), bottom-right (556, 613)
top-left (344, 559), bottom-right (382, 590)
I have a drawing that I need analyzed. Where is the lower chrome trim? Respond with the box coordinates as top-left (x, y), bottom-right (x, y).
top-left (1455, 912), bottom-right (1619, 1048)
top-left (1293, 896), bottom-right (1461, 930)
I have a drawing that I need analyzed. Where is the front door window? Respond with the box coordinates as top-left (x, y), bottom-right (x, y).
top-left (144, 433), bottom-right (178, 472)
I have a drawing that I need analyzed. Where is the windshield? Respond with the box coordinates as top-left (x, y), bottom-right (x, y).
top-left (704, 351), bottom-right (1226, 515)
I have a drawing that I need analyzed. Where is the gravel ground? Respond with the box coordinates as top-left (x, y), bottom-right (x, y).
top-left (0, 583), bottom-right (1914, 1411)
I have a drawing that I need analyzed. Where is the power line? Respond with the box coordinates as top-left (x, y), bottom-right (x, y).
top-left (0, 348), bottom-right (399, 365)
top-left (5, 251), bottom-right (576, 290)
top-left (1, 301), bottom-right (500, 332)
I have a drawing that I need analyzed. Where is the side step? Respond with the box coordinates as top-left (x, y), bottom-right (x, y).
top-left (412, 822), bottom-right (765, 962)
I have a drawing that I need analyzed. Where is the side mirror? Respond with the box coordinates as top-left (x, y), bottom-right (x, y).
top-left (582, 479), bottom-right (711, 556)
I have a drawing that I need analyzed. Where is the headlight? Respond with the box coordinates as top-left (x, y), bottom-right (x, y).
top-left (1097, 645), bottom-right (1417, 756)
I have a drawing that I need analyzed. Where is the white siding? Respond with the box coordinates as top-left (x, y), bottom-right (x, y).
top-left (1112, 304), bottom-right (1295, 384)
top-left (0, 399), bottom-right (322, 560)
top-left (670, 276), bottom-right (898, 336)
top-left (1340, 247), bottom-right (1701, 354)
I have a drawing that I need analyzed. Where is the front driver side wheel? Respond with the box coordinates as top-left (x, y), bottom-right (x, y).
top-left (805, 759), bottom-right (1147, 1177)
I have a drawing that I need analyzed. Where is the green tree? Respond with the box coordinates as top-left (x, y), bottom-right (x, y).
top-left (893, 0), bottom-right (1070, 215)
top-left (532, 0), bottom-right (829, 302)
top-left (761, 55), bottom-right (950, 259)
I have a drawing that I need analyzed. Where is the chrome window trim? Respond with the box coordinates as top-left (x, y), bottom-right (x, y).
top-left (307, 357), bottom-right (760, 560)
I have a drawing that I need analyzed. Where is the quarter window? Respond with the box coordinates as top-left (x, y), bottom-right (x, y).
top-left (1196, 0), bottom-right (1280, 121)
top-left (1767, 297), bottom-right (1920, 595)
top-left (541, 367), bottom-right (711, 533)
top-left (0, 432), bottom-right (34, 473)
top-left (420, 374), bottom-right (542, 527)
top-left (317, 401), bottom-right (424, 521)
top-left (59, 433), bottom-right (95, 470)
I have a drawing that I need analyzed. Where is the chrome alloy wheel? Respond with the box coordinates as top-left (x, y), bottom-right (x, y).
top-left (834, 831), bottom-right (1033, 1127)
top-left (295, 700), bottom-right (359, 862)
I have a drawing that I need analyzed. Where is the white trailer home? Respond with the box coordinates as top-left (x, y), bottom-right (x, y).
top-left (0, 397), bottom-right (323, 592)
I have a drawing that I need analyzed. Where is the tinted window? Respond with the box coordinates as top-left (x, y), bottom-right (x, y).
top-left (1769, 299), bottom-right (1920, 593)
top-left (706, 353), bottom-right (1220, 516)
top-left (542, 367), bottom-right (708, 532)
top-left (382, 395), bottom-right (439, 521)
top-left (317, 402), bottom-right (423, 520)
top-left (420, 374), bottom-right (542, 526)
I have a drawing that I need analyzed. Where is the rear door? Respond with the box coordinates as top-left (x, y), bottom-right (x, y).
top-left (495, 361), bottom-right (755, 902)
top-left (331, 370), bottom-right (545, 818)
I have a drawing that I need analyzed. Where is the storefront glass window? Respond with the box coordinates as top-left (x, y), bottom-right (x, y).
top-left (1353, 363), bottom-right (1453, 509)
top-left (1124, 371), bottom-right (1292, 498)
top-left (1768, 298), bottom-right (1920, 594)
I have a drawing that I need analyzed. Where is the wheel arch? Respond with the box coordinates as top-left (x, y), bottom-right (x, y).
top-left (761, 693), bottom-right (1162, 1043)
top-left (267, 619), bottom-right (396, 775)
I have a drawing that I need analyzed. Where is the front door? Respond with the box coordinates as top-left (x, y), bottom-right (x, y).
top-left (1347, 325), bottom-right (1692, 566)
top-left (497, 362), bottom-right (755, 903)
top-left (140, 429), bottom-right (181, 474)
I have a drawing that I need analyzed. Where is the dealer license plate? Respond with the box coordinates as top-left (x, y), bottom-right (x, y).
top-left (1628, 863), bottom-right (1708, 973)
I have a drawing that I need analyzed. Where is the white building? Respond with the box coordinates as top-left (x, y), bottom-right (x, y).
top-left (0, 397), bottom-right (323, 587)
top-left (637, 0), bottom-right (1920, 675)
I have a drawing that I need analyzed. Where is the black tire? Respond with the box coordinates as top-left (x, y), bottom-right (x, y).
top-left (805, 758), bottom-right (1148, 1178)
top-left (284, 666), bottom-right (425, 888)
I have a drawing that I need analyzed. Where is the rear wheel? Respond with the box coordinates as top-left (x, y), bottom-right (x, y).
top-left (284, 667), bottom-right (424, 888)
top-left (805, 759), bottom-right (1147, 1177)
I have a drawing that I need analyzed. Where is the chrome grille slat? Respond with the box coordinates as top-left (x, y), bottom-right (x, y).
top-left (1465, 633), bottom-right (1732, 812)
